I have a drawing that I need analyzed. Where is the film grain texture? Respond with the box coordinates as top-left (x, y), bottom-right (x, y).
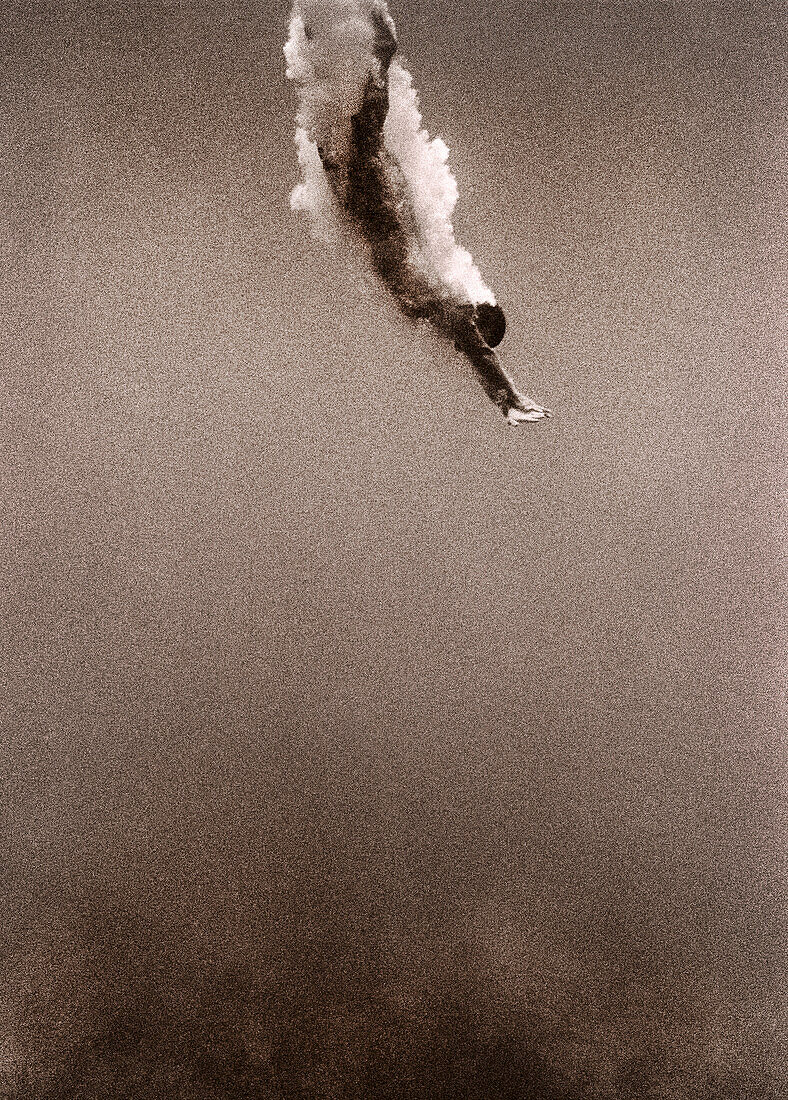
top-left (3, 2), bottom-right (786, 1097)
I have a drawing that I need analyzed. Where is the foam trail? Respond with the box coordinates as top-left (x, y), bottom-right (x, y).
top-left (284, 1), bottom-right (550, 423)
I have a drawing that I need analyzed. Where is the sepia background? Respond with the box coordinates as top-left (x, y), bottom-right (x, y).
top-left (3, 1), bottom-right (786, 1096)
